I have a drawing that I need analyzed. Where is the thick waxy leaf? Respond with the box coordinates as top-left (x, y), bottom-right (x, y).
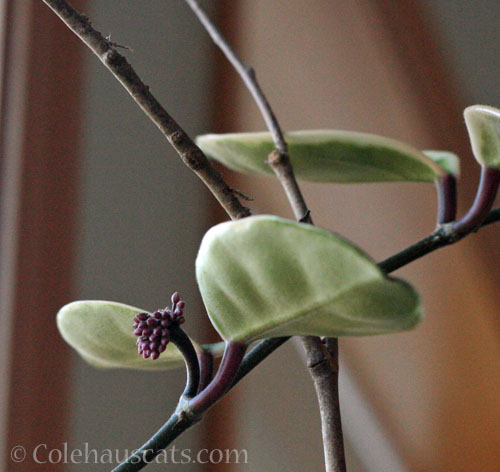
top-left (57, 300), bottom-right (203, 370)
top-left (464, 105), bottom-right (500, 167)
top-left (423, 150), bottom-right (460, 177)
top-left (196, 130), bottom-right (449, 183)
top-left (196, 216), bottom-right (422, 343)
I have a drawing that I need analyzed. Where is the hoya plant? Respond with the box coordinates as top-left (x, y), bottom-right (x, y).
top-left (43, 0), bottom-right (500, 471)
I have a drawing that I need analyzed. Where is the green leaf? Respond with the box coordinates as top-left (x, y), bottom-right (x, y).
top-left (196, 216), bottom-right (422, 343)
top-left (423, 150), bottom-right (460, 177)
top-left (57, 300), bottom-right (203, 371)
top-left (464, 105), bottom-right (500, 167)
top-left (196, 130), bottom-right (448, 183)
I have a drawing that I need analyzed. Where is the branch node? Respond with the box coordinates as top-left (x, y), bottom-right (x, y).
top-left (300, 210), bottom-right (311, 223)
top-left (267, 149), bottom-right (289, 167)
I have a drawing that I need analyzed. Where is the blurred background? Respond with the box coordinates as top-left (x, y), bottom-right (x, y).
top-left (1, 0), bottom-right (500, 470)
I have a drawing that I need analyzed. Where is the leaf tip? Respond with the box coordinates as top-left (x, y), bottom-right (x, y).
top-left (464, 105), bottom-right (500, 168)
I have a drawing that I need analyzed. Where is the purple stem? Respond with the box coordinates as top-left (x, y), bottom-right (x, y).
top-left (169, 328), bottom-right (201, 398)
top-left (197, 348), bottom-right (214, 394)
top-left (453, 167), bottom-right (500, 237)
top-left (188, 342), bottom-right (247, 415)
top-left (435, 174), bottom-right (457, 224)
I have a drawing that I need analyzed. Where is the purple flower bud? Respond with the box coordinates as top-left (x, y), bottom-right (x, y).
top-left (133, 293), bottom-right (186, 360)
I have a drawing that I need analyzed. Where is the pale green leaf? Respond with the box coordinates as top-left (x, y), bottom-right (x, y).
top-left (423, 150), bottom-right (460, 177)
top-left (57, 300), bottom-right (203, 371)
top-left (464, 105), bottom-right (500, 167)
top-left (196, 130), bottom-right (448, 183)
top-left (196, 216), bottom-right (422, 343)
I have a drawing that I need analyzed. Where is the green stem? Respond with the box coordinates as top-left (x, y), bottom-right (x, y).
top-left (111, 411), bottom-right (191, 471)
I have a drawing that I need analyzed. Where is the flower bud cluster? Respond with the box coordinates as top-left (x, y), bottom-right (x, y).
top-left (132, 292), bottom-right (185, 360)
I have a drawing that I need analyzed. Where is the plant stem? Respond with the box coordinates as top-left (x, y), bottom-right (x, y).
top-left (302, 336), bottom-right (345, 472)
top-left (111, 410), bottom-right (190, 472)
top-left (379, 207), bottom-right (500, 274)
top-left (435, 174), bottom-right (457, 224)
top-left (114, 342), bottom-right (246, 471)
top-left (381, 166), bottom-right (500, 273)
top-left (41, 0), bottom-right (250, 221)
top-left (231, 336), bottom-right (290, 385)
top-left (197, 347), bottom-right (214, 393)
top-left (184, 0), bottom-right (287, 155)
top-left (453, 167), bottom-right (500, 236)
top-left (169, 328), bottom-right (201, 397)
top-left (188, 342), bottom-right (247, 414)
top-left (267, 150), bottom-right (313, 223)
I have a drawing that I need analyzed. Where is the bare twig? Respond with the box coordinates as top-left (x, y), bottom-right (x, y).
top-left (302, 336), bottom-right (345, 472)
top-left (183, 0), bottom-right (287, 154)
top-left (184, 2), bottom-right (344, 470)
top-left (42, 0), bottom-right (250, 220)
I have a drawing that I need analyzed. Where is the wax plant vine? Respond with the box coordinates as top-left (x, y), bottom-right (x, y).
top-left (43, 0), bottom-right (500, 471)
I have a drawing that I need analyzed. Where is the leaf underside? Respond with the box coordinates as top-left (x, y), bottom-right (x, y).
top-left (57, 300), bottom-right (202, 371)
top-left (464, 105), bottom-right (500, 168)
top-left (196, 130), bottom-right (453, 183)
top-left (196, 215), bottom-right (423, 343)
